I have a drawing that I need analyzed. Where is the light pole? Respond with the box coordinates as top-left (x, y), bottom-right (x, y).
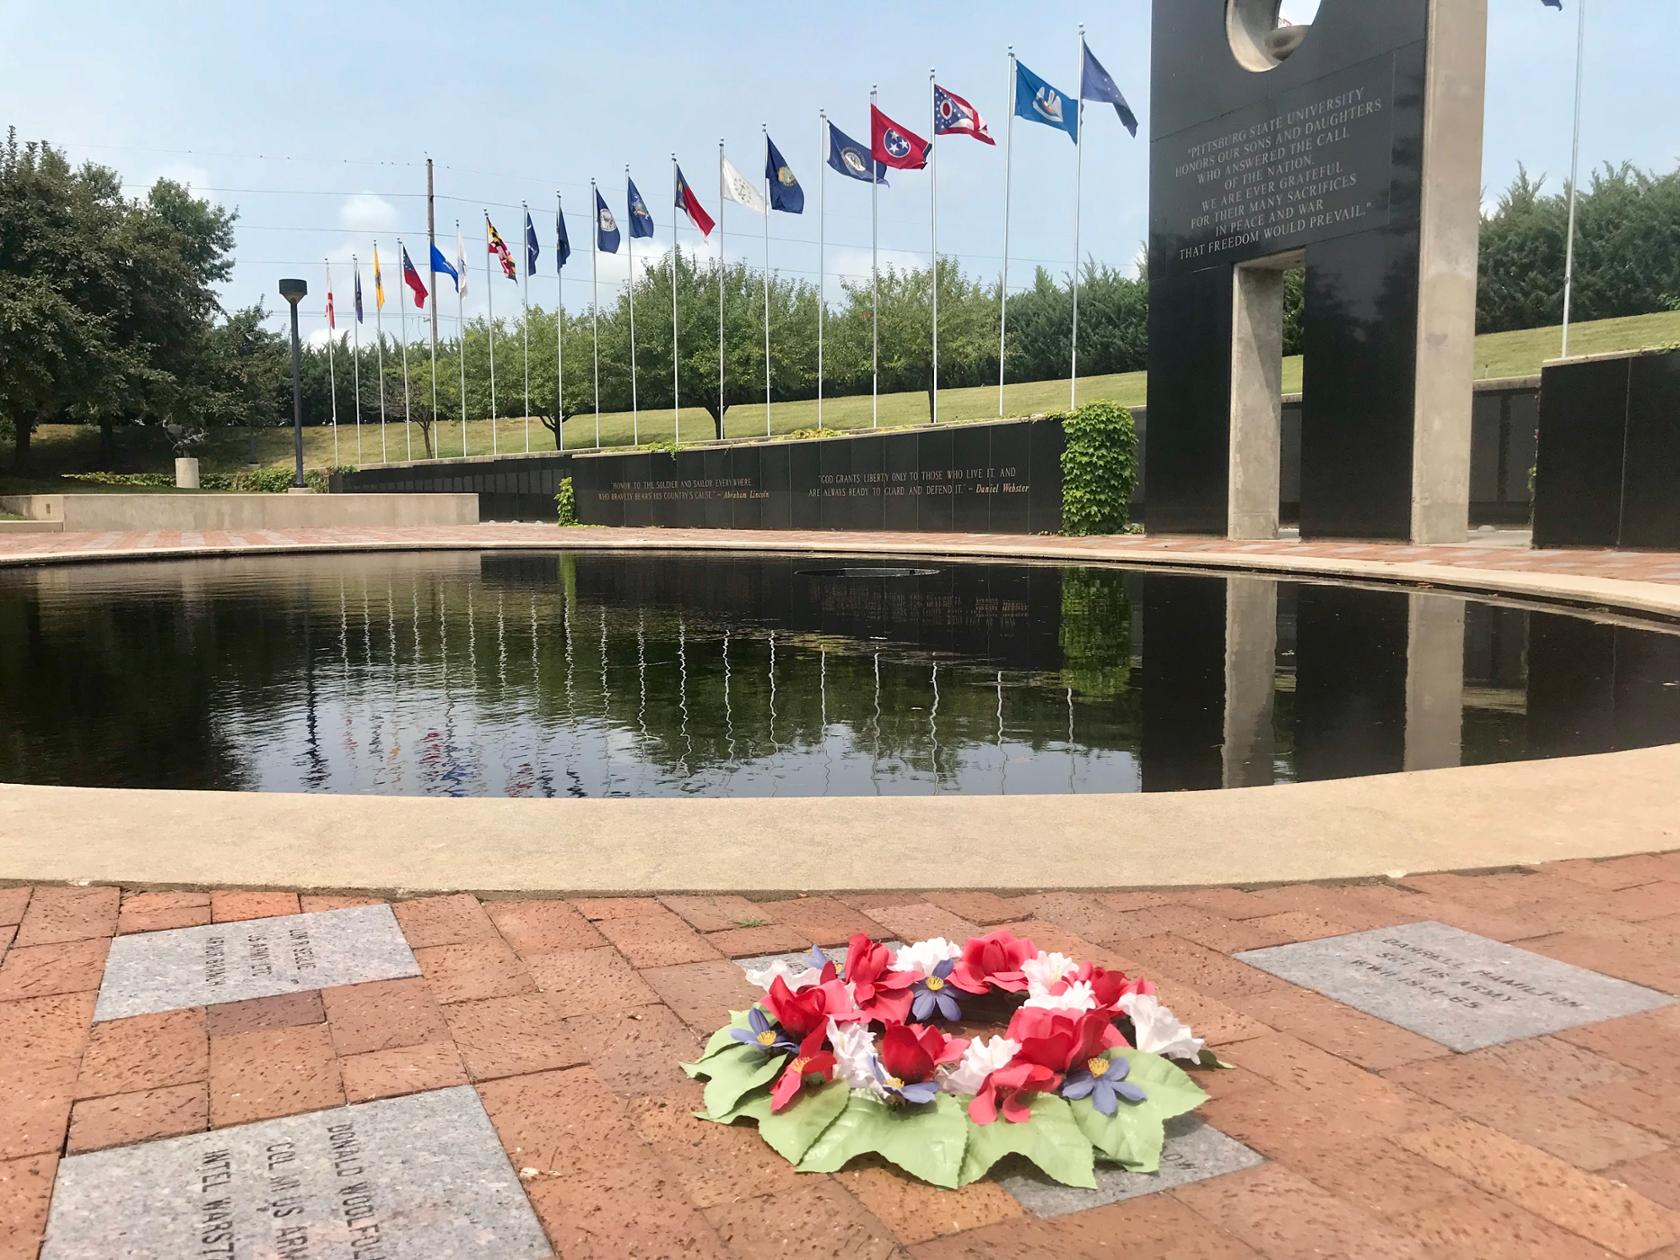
top-left (279, 278), bottom-right (308, 488)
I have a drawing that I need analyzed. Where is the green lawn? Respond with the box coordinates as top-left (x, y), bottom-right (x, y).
top-left (8, 308), bottom-right (1678, 482)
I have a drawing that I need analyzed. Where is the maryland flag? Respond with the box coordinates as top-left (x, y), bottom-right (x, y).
top-left (486, 216), bottom-right (517, 280)
top-left (372, 243), bottom-right (386, 310)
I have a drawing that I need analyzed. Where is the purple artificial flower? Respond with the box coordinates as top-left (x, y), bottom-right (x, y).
top-left (909, 958), bottom-right (963, 1023)
top-left (871, 1056), bottom-right (940, 1106)
top-left (729, 1006), bottom-right (798, 1055)
top-left (1060, 1053), bottom-right (1148, 1116)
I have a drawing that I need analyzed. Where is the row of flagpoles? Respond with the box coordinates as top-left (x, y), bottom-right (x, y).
top-left (314, 33), bottom-right (1137, 466)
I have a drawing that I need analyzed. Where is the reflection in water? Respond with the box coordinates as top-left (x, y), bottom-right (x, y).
top-left (1, 551), bottom-right (1678, 799)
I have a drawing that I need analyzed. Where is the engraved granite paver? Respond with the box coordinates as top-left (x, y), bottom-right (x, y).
top-left (1000, 1115), bottom-right (1264, 1217)
top-left (94, 905), bottom-right (419, 1022)
top-left (1236, 920), bottom-right (1676, 1052)
top-left (40, 1085), bottom-right (549, 1260)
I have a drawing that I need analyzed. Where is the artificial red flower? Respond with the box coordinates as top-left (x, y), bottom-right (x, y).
top-left (968, 1060), bottom-right (1059, 1124)
top-left (843, 934), bottom-right (916, 1023)
top-left (770, 1028), bottom-right (836, 1112)
top-left (1076, 962), bottom-right (1154, 1011)
top-left (765, 976), bottom-right (831, 1040)
top-left (1007, 1007), bottom-right (1123, 1073)
top-left (878, 1023), bottom-right (968, 1085)
top-left (950, 930), bottom-right (1037, 995)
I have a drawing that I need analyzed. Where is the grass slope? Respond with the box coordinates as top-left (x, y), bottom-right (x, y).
top-left (6, 308), bottom-right (1678, 490)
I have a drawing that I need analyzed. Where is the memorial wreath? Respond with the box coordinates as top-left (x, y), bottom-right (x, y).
top-left (682, 930), bottom-right (1222, 1189)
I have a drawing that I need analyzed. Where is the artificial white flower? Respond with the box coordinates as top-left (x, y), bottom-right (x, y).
top-left (1023, 979), bottom-right (1098, 1014)
top-left (741, 957), bottom-right (822, 993)
top-left (1118, 992), bottom-right (1206, 1063)
top-left (826, 1017), bottom-right (886, 1096)
top-left (892, 937), bottom-right (963, 978)
top-left (1021, 951), bottom-right (1079, 997)
top-left (940, 1034), bottom-right (1021, 1096)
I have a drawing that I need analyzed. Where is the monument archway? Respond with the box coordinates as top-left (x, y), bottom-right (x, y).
top-left (1144, 0), bottom-right (1487, 542)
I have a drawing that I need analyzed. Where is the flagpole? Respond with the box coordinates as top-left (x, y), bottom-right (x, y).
top-left (870, 83), bottom-right (879, 430)
top-left (817, 111), bottom-right (826, 432)
top-left (718, 139), bottom-right (726, 440)
top-left (485, 212), bottom-right (499, 457)
top-left (373, 241), bottom-right (387, 464)
top-left (671, 155), bottom-right (681, 446)
top-left (427, 277), bottom-right (439, 461)
top-left (930, 69), bottom-right (939, 426)
top-left (1561, 0), bottom-right (1587, 357)
top-left (522, 201), bottom-right (532, 454)
top-left (1071, 25), bottom-right (1086, 411)
top-left (591, 178), bottom-right (601, 448)
top-left (426, 157), bottom-right (440, 453)
top-left (626, 167), bottom-right (640, 446)
top-left (999, 47), bottom-right (1016, 418)
top-left (397, 238), bottom-right (412, 462)
top-left (325, 260), bottom-right (339, 466)
top-left (456, 222), bottom-right (467, 457)
top-left (564, 192), bottom-right (571, 453)
top-left (351, 255), bottom-right (363, 465)
top-left (762, 123), bottom-right (772, 438)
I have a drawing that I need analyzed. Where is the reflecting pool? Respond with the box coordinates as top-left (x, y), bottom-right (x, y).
top-left (1, 550), bottom-right (1677, 797)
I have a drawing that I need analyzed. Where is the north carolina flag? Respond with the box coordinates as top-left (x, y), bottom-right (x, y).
top-left (674, 164), bottom-right (714, 237)
top-left (372, 244), bottom-right (386, 310)
top-left (933, 84), bottom-right (995, 145)
top-left (400, 245), bottom-right (428, 308)
top-left (870, 104), bottom-right (930, 170)
top-left (324, 262), bottom-right (336, 330)
top-left (486, 217), bottom-right (516, 279)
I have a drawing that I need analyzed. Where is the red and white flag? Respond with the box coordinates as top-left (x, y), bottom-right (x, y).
top-left (324, 261), bottom-right (337, 329)
top-left (933, 84), bottom-right (995, 145)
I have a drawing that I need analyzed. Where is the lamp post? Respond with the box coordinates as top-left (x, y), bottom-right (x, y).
top-left (279, 278), bottom-right (308, 489)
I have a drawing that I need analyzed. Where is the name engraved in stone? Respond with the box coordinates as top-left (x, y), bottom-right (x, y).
top-left (205, 937), bottom-right (228, 988)
top-left (1159, 54), bottom-right (1396, 271)
top-left (198, 1149), bottom-right (235, 1257)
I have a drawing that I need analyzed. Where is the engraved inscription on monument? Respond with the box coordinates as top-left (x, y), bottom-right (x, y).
top-left (94, 905), bottom-right (420, 1022)
top-left (41, 1087), bottom-right (550, 1260)
top-left (1238, 921), bottom-right (1676, 1052)
top-left (1160, 53), bottom-right (1396, 272)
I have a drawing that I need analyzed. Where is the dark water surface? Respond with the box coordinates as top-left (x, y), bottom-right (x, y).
top-left (2, 551), bottom-right (1678, 797)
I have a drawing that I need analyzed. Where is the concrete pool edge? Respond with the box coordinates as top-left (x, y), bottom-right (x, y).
top-left (1, 745), bottom-right (1676, 896)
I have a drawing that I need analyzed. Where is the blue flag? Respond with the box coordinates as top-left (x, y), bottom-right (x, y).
top-left (429, 241), bottom-right (460, 292)
top-left (594, 187), bottom-right (620, 254)
top-left (1542, 0), bottom-right (1562, 7)
top-left (1015, 60), bottom-right (1078, 143)
top-left (556, 201), bottom-right (571, 269)
top-left (626, 176), bottom-right (655, 239)
top-left (353, 270), bottom-right (363, 323)
top-left (524, 209), bottom-right (540, 274)
top-left (1080, 43), bottom-right (1138, 137)
top-left (765, 135), bottom-right (804, 213)
top-left (826, 121), bottom-right (888, 185)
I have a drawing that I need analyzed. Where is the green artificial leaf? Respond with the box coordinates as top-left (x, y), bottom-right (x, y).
top-left (699, 1043), bottom-right (786, 1117)
top-left (958, 1094), bottom-right (1096, 1189)
top-left (703, 1089), bottom-right (772, 1126)
top-left (756, 1080), bottom-right (852, 1163)
top-left (1070, 1050), bottom-right (1211, 1173)
top-left (688, 1010), bottom-right (759, 1071)
top-left (797, 1093), bottom-right (969, 1189)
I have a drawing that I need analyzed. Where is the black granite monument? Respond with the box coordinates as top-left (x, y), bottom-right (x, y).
top-left (1146, 0), bottom-right (1486, 542)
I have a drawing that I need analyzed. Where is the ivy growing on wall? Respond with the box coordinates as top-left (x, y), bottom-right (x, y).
top-left (554, 476), bottom-right (578, 526)
top-left (1059, 401), bottom-right (1140, 536)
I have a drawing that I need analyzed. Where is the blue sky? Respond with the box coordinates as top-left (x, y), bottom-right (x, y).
top-left (4, 0), bottom-right (1676, 341)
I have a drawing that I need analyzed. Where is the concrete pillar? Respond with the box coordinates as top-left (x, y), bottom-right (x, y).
top-left (1222, 577), bottom-right (1278, 787)
top-left (1410, 0), bottom-right (1488, 543)
top-left (1228, 264), bottom-right (1284, 540)
top-left (1403, 594), bottom-right (1466, 771)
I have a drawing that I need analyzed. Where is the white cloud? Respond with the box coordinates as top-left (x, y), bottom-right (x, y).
top-left (340, 192), bottom-right (400, 233)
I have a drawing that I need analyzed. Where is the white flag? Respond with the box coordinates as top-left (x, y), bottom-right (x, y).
top-left (455, 229), bottom-right (469, 300)
top-left (720, 153), bottom-right (766, 214)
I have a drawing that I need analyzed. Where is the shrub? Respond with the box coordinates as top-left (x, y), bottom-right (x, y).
top-left (555, 477), bottom-right (578, 526)
top-left (1058, 402), bottom-right (1139, 536)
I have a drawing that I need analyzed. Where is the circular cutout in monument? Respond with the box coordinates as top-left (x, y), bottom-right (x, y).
top-left (1227, 0), bottom-right (1319, 72)
top-left (797, 566), bottom-right (939, 579)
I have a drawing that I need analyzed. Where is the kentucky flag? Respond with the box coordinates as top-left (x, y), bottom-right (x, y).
top-left (555, 201), bottom-right (571, 269)
top-left (594, 187), bottom-right (621, 254)
top-left (626, 176), bottom-right (656, 239)
top-left (1015, 60), bottom-right (1078, 143)
top-left (525, 209), bottom-right (540, 274)
top-left (826, 121), bottom-right (888, 185)
top-left (1080, 43), bottom-right (1138, 138)
top-left (765, 135), bottom-right (804, 214)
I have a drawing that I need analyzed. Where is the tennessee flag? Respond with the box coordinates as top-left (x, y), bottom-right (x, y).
top-left (870, 104), bottom-right (931, 170)
top-left (372, 244), bottom-right (386, 311)
top-left (486, 218), bottom-right (517, 280)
